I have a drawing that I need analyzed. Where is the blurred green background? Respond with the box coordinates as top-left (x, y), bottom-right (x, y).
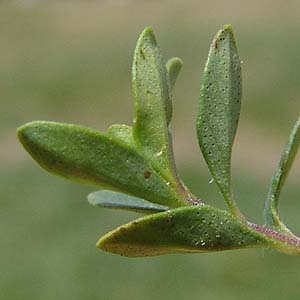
top-left (2, 1), bottom-right (300, 299)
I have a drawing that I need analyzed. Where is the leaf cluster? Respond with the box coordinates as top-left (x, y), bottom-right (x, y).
top-left (18, 25), bottom-right (300, 257)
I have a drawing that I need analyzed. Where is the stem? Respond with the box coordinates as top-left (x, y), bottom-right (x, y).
top-left (248, 222), bottom-right (300, 249)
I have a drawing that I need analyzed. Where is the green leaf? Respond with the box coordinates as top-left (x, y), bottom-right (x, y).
top-left (166, 57), bottom-right (183, 90)
top-left (98, 205), bottom-right (269, 257)
top-left (132, 27), bottom-right (195, 205)
top-left (196, 25), bottom-right (242, 216)
top-left (264, 116), bottom-right (300, 235)
top-left (88, 190), bottom-right (169, 214)
top-left (107, 124), bottom-right (133, 145)
top-left (132, 27), bottom-right (173, 165)
top-left (17, 121), bottom-right (187, 208)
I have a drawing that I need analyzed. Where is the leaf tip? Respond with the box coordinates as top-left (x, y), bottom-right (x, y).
top-left (166, 57), bottom-right (183, 90)
top-left (96, 236), bottom-right (104, 249)
top-left (17, 121), bottom-right (32, 142)
top-left (96, 233), bottom-right (114, 253)
top-left (17, 121), bottom-right (43, 151)
top-left (139, 26), bottom-right (157, 45)
top-left (166, 57), bottom-right (183, 69)
top-left (221, 24), bottom-right (233, 32)
top-left (87, 192), bottom-right (97, 206)
top-left (212, 24), bottom-right (236, 49)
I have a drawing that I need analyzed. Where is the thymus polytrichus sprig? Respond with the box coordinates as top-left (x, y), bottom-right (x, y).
top-left (18, 25), bottom-right (300, 257)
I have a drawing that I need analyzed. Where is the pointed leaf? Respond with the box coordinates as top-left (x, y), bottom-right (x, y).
top-left (132, 27), bottom-right (193, 204)
top-left (98, 206), bottom-right (269, 257)
top-left (18, 121), bottom-right (187, 208)
top-left (88, 190), bottom-right (169, 214)
top-left (197, 25), bottom-right (242, 215)
top-left (132, 27), bottom-right (172, 143)
top-left (264, 116), bottom-right (300, 235)
top-left (166, 57), bottom-right (183, 90)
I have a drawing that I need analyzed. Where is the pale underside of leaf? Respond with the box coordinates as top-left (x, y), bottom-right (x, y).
top-left (98, 205), bottom-right (269, 257)
top-left (88, 190), bottom-right (169, 214)
top-left (17, 121), bottom-right (187, 208)
top-left (197, 25), bottom-right (242, 216)
top-left (264, 116), bottom-right (300, 236)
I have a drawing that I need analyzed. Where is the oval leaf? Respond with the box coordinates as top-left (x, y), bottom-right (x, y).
top-left (18, 121), bottom-right (187, 208)
top-left (132, 27), bottom-right (172, 146)
top-left (88, 190), bottom-right (169, 214)
top-left (132, 27), bottom-right (195, 204)
top-left (98, 206), bottom-right (269, 257)
top-left (197, 25), bottom-right (242, 215)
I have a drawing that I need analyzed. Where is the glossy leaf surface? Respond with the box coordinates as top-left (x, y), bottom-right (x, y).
top-left (197, 25), bottom-right (241, 215)
top-left (18, 121), bottom-right (187, 208)
top-left (88, 190), bottom-right (169, 214)
top-left (98, 205), bottom-right (268, 257)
